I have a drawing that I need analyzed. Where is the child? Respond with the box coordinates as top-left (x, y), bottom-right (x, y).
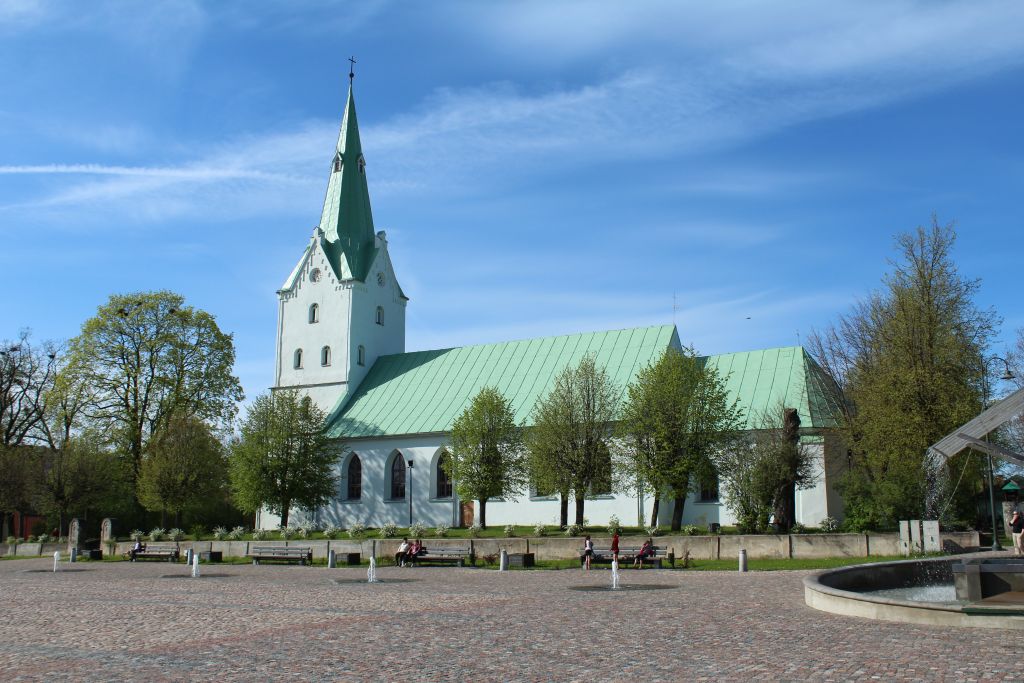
top-left (582, 535), bottom-right (594, 570)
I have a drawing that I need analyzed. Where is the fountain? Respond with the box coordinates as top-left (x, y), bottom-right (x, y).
top-left (191, 552), bottom-right (201, 578)
top-left (367, 555), bottom-right (378, 583)
top-left (805, 557), bottom-right (1024, 629)
top-left (610, 559), bottom-right (620, 590)
top-left (53, 551), bottom-right (60, 572)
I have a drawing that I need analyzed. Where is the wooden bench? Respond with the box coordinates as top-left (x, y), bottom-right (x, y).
top-left (247, 546), bottom-right (313, 566)
top-left (582, 545), bottom-right (674, 568)
top-left (127, 545), bottom-right (180, 562)
top-left (409, 546), bottom-right (471, 567)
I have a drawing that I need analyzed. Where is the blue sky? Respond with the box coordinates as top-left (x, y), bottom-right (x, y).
top-left (2, 0), bottom-right (1023, 404)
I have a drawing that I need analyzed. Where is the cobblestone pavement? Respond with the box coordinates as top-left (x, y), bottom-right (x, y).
top-left (0, 558), bottom-right (1018, 682)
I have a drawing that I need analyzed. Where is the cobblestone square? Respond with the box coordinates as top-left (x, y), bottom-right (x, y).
top-left (0, 558), bottom-right (1016, 681)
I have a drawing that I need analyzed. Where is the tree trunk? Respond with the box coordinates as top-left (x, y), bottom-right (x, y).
top-left (649, 496), bottom-right (660, 528)
top-left (774, 482), bottom-right (795, 532)
top-left (670, 495), bottom-right (686, 531)
top-left (479, 499), bottom-right (487, 529)
top-left (574, 495), bottom-right (585, 526)
top-left (280, 501), bottom-right (290, 528)
top-left (559, 494), bottom-right (569, 529)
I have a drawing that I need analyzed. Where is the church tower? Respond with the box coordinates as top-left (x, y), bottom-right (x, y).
top-left (274, 76), bottom-right (407, 416)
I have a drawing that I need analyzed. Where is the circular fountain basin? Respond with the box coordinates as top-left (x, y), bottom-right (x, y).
top-left (805, 557), bottom-right (1024, 629)
top-left (568, 584), bottom-right (678, 592)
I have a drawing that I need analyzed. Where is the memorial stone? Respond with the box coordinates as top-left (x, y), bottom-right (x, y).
top-left (922, 520), bottom-right (940, 552)
top-left (909, 519), bottom-right (923, 554)
top-left (67, 518), bottom-right (80, 555)
top-left (898, 520), bottom-right (911, 556)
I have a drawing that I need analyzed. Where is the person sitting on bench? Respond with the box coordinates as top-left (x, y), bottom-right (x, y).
top-left (130, 539), bottom-right (144, 561)
top-left (407, 539), bottom-right (424, 566)
top-left (634, 539), bottom-right (653, 569)
top-left (396, 538), bottom-right (411, 567)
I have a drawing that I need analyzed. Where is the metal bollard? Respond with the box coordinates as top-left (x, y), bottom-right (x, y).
top-left (499, 549), bottom-right (508, 572)
top-left (738, 548), bottom-right (747, 572)
top-left (328, 549), bottom-right (336, 569)
top-left (70, 547), bottom-right (78, 563)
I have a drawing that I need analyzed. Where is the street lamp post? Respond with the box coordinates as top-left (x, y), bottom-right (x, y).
top-left (982, 356), bottom-right (1015, 552)
top-left (407, 459), bottom-right (415, 527)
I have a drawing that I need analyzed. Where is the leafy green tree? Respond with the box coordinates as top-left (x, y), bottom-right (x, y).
top-left (619, 347), bottom-right (744, 530)
top-left (138, 415), bottom-right (227, 528)
top-left (229, 390), bottom-right (338, 528)
top-left (528, 356), bottom-right (620, 527)
top-left (0, 330), bottom-right (58, 448)
top-left (716, 405), bottom-right (816, 533)
top-left (30, 433), bottom-right (130, 534)
top-left (67, 291), bottom-right (243, 482)
top-left (809, 219), bottom-right (996, 529)
top-left (445, 386), bottom-right (525, 529)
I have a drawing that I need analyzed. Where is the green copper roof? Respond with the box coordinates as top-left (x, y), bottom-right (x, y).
top-left (703, 346), bottom-right (845, 430)
top-left (327, 325), bottom-right (680, 438)
top-left (318, 84), bottom-right (377, 281)
top-left (327, 328), bottom-right (845, 439)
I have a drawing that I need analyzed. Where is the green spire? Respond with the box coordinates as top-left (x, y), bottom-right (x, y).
top-left (319, 82), bottom-right (376, 281)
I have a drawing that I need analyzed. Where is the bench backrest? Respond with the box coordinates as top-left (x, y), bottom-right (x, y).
top-left (252, 546), bottom-right (310, 554)
top-left (421, 547), bottom-right (470, 555)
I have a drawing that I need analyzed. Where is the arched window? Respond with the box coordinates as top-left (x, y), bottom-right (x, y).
top-left (321, 346), bottom-right (331, 366)
top-left (436, 452), bottom-right (453, 499)
top-left (375, 306), bottom-right (384, 325)
top-left (346, 455), bottom-right (362, 500)
top-left (308, 303), bottom-right (319, 324)
top-left (390, 454), bottom-right (406, 499)
top-left (357, 345), bottom-right (365, 366)
top-left (293, 348), bottom-right (303, 369)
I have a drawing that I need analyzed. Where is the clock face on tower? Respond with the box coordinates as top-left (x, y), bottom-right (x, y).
top-left (377, 272), bottom-right (385, 287)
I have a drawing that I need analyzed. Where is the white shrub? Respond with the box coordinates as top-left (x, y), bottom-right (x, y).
top-left (533, 522), bottom-right (546, 537)
top-left (228, 526), bottom-right (246, 541)
top-left (409, 522), bottom-right (428, 538)
top-left (129, 529), bottom-right (145, 542)
top-left (211, 526), bottom-right (228, 541)
top-left (347, 522), bottom-right (366, 539)
top-left (148, 527), bottom-right (165, 542)
top-left (252, 529), bottom-right (269, 541)
top-left (322, 524), bottom-right (341, 539)
top-left (607, 515), bottom-right (622, 535)
top-left (645, 525), bottom-right (660, 537)
top-left (434, 524), bottom-right (449, 538)
top-left (565, 523), bottom-right (584, 537)
top-left (468, 522), bottom-right (483, 538)
top-left (379, 522), bottom-right (398, 538)
top-left (820, 516), bottom-right (840, 533)
top-left (167, 528), bottom-right (184, 541)
top-left (503, 524), bottom-right (516, 538)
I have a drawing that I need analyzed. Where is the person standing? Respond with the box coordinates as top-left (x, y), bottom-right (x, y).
top-left (582, 535), bottom-right (594, 570)
top-left (1011, 511), bottom-right (1024, 556)
top-left (610, 530), bottom-right (620, 563)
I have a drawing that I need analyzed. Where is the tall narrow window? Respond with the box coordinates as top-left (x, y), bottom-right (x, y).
top-left (321, 346), bottom-right (331, 366)
top-left (333, 155), bottom-right (342, 173)
top-left (346, 455), bottom-right (362, 500)
top-left (375, 306), bottom-right (384, 325)
top-left (308, 303), bottom-right (319, 324)
top-left (293, 348), bottom-right (303, 369)
top-left (390, 454), bottom-right (406, 499)
top-left (436, 452), bottom-right (453, 499)
top-left (357, 345), bottom-right (365, 366)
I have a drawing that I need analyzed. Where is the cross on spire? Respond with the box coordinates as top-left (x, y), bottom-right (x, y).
top-left (348, 56), bottom-right (357, 84)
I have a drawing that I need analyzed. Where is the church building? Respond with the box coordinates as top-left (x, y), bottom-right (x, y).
top-left (263, 78), bottom-right (846, 531)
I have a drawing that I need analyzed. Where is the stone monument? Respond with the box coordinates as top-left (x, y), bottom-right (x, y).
top-left (67, 518), bottom-right (80, 555)
top-left (100, 518), bottom-right (116, 557)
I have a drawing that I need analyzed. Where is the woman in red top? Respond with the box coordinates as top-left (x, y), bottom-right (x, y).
top-left (610, 531), bottom-right (620, 563)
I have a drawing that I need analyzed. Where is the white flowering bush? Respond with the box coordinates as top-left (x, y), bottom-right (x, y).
top-left (645, 525), bottom-right (660, 537)
top-left (37, 533), bottom-right (52, 543)
top-left (564, 523), bottom-right (584, 537)
top-left (167, 528), bottom-right (184, 542)
top-left (322, 524), bottom-right (342, 539)
top-left (379, 522), bottom-right (398, 538)
top-left (228, 526), bottom-right (247, 541)
top-left (278, 524), bottom-right (294, 539)
top-left (296, 520), bottom-right (318, 539)
top-left (434, 524), bottom-right (449, 538)
top-left (5, 536), bottom-right (17, 545)
top-left (252, 529), bottom-right (269, 541)
top-left (820, 516), bottom-right (840, 533)
top-left (130, 529), bottom-right (145, 542)
top-left (410, 522), bottom-right (428, 538)
top-left (211, 526), bottom-right (228, 540)
top-left (503, 524), bottom-right (516, 538)
top-left (682, 525), bottom-right (701, 536)
top-left (148, 527), bottom-right (165, 542)
top-left (607, 515), bottom-right (622, 535)
top-left (791, 522), bottom-right (807, 535)
top-left (533, 522), bottom-right (546, 537)
top-left (347, 522), bottom-right (366, 538)
top-left (467, 522), bottom-right (483, 538)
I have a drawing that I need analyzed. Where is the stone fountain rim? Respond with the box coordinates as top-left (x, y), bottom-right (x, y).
top-left (804, 556), bottom-right (1024, 629)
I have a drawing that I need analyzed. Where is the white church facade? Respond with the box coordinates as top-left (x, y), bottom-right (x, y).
top-left (262, 79), bottom-right (846, 531)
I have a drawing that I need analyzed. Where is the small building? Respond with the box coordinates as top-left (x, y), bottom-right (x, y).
top-left (262, 78), bottom-right (845, 531)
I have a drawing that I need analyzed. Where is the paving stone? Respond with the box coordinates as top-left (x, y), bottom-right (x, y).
top-left (0, 559), bottom-right (1015, 681)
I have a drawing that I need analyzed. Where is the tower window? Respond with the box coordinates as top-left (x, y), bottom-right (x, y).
top-left (293, 348), bottom-right (303, 369)
top-left (333, 155), bottom-right (342, 173)
top-left (375, 306), bottom-right (384, 325)
top-left (321, 345), bottom-right (331, 366)
top-left (309, 303), bottom-right (319, 324)
top-left (357, 345), bottom-right (365, 366)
